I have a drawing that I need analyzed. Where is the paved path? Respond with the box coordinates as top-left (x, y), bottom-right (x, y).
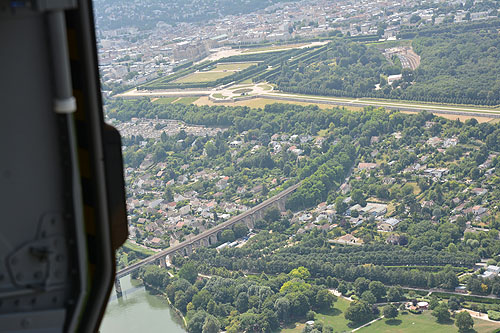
top-left (463, 309), bottom-right (500, 323)
top-left (352, 316), bottom-right (384, 332)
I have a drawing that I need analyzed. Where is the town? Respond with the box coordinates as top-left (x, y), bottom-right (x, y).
top-left (94, 0), bottom-right (500, 95)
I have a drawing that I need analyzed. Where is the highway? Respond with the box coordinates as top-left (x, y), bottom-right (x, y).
top-left (116, 182), bottom-right (301, 278)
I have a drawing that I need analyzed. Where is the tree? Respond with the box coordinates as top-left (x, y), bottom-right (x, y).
top-left (387, 286), bottom-right (404, 302)
top-left (202, 315), bottom-right (220, 333)
top-left (429, 297), bottom-right (439, 310)
top-left (288, 267), bottom-right (311, 280)
top-left (383, 304), bottom-right (398, 319)
top-left (274, 297), bottom-right (291, 323)
top-left (361, 291), bottom-right (377, 304)
top-left (192, 290), bottom-right (213, 310)
top-left (351, 189), bottom-right (365, 206)
top-left (432, 303), bottom-right (451, 323)
top-left (175, 291), bottom-right (188, 312)
top-left (141, 265), bottom-right (169, 288)
top-left (205, 141), bottom-right (217, 157)
top-left (448, 296), bottom-right (460, 311)
top-left (354, 277), bottom-right (371, 295)
top-left (188, 310), bottom-right (208, 333)
top-left (344, 301), bottom-right (373, 323)
top-left (235, 292), bottom-right (249, 313)
top-left (316, 289), bottom-right (336, 310)
top-left (410, 14), bottom-right (421, 24)
top-left (179, 261), bottom-right (198, 284)
top-left (369, 281), bottom-right (386, 302)
top-left (455, 311), bottom-right (474, 332)
top-left (221, 229), bottom-right (235, 243)
top-left (233, 223), bottom-right (249, 238)
top-left (264, 207), bottom-right (281, 223)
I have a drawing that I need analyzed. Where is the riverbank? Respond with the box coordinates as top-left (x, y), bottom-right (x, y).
top-left (100, 276), bottom-right (185, 333)
top-left (141, 279), bottom-right (188, 329)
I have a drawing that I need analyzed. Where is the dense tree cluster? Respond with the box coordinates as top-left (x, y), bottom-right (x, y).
top-left (138, 264), bottom-right (334, 332)
top-left (271, 29), bottom-right (500, 105)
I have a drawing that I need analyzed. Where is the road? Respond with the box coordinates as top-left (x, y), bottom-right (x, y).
top-left (116, 182), bottom-right (300, 278)
top-left (117, 83), bottom-right (500, 119)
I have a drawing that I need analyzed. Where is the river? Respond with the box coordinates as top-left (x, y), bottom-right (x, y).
top-left (99, 275), bottom-right (186, 333)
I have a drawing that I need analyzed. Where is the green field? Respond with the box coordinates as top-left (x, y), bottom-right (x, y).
top-left (241, 43), bottom-right (310, 53)
top-left (213, 62), bottom-right (256, 71)
top-left (152, 97), bottom-right (177, 104)
top-left (123, 241), bottom-right (156, 256)
top-left (358, 311), bottom-right (500, 333)
top-left (173, 62), bottom-right (257, 83)
top-left (233, 88), bottom-right (253, 94)
top-left (315, 297), bottom-right (356, 332)
top-left (173, 97), bottom-right (200, 105)
top-left (174, 71), bottom-right (233, 83)
top-left (279, 297), bottom-right (356, 333)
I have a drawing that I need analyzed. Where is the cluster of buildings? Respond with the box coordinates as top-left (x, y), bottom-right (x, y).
top-left (94, 0), bottom-right (500, 93)
top-left (112, 117), bottom-right (226, 140)
top-left (119, 124), bottom-right (324, 249)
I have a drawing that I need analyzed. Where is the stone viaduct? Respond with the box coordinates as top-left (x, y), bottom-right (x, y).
top-left (114, 182), bottom-right (301, 296)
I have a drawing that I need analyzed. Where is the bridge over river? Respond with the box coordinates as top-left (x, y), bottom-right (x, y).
top-left (114, 182), bottom-right (301, 295)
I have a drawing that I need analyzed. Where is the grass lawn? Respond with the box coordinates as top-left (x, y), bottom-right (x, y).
top-left (173, 62), bottom-right (256, 83)
top-left (193, 96), bottom-right (363, 111)
top-left (241, 43), bottom-right (308, 53)
top-left (279, 322), bottom-right (306, 333)
top-left (212, 93), bottom-right (226, 99)
top-left (405, 182), bottom-right (421, 195)
top-left (315, 297), bottom-right (359, 332)
top-left (152, 97), bottom-right (177, 104)
top-left (123, 240), bottom-right (156, 256)
top-left (174, 71), bottom-right (232, 83)
top-left (259, 83), bottom-right (273, 91)
top-left (213, 62), bottom-right (256, 71)
top-left (357, 311), bottom-right (500, 333)
top-left (173, 97), bottom-right (200, 105)
top-left (233, 88), bottom-right (253, 94)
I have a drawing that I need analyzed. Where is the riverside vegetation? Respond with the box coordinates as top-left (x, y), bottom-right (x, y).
top-left (111, 99), bottom-right (500, 332)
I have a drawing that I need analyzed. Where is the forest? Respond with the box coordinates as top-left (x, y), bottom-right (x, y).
top-left (272, 29), bottom-right (500, 105)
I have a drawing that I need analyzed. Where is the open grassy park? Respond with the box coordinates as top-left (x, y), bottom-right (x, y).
top-left (174, 70), bottom-right (233, 83)
top-left (173, 62), bottom-right (257, 83)
top-left (280, 298), bottom-right (358, 333)
top-left (278, 295), bottom-right (500, 333)
top-left (358, 311), bottom-right (500, 333)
